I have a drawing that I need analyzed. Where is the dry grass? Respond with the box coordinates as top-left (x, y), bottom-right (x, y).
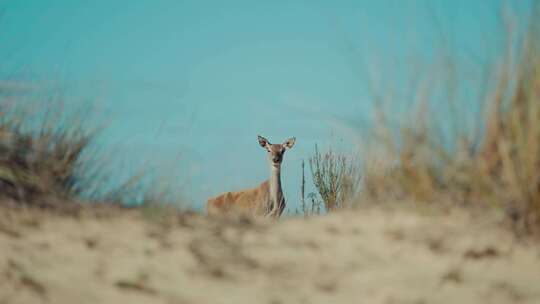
top-left (308, 145), bottom-right (360, 212)
top-left (0, 98), bottom-right (96, 207)
top-left (358, 6), bottom-right (540, 235)
top-left (0, 92), bottom-right (183, 209)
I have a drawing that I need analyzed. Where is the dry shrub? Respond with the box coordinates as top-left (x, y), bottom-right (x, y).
top-left (308, 145), bottom-right (360, 212)
top-left (359, 6), bottom-right (540, 234)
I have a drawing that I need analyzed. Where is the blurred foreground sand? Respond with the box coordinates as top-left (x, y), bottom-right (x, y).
top-left (0, 205), bottom-right (539, 304)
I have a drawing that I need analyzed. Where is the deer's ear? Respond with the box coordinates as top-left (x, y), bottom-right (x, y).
top-left (283, 137), bottom-right (296, 149)
top-left (258, 135), bottom-right (270, 149)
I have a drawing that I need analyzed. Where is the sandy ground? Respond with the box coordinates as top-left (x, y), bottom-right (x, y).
top-left (0, 205), bottom-right (539, 304)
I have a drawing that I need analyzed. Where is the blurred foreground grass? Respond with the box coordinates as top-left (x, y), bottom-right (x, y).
top-left (355, 5), bottom-right (540, 235)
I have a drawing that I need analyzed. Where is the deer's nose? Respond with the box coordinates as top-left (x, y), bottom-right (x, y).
top-left (273, 157), bottom-right (280, 163)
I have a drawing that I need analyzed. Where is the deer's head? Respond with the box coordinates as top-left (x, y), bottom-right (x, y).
top-left (258, 135), bottom-right (296, 168)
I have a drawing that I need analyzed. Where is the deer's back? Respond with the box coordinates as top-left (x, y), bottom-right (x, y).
top-left (206, 181), bottom-right (270, 216)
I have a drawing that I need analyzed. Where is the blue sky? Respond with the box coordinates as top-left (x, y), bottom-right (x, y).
top-left (0, 0), bottom-right (531, 211)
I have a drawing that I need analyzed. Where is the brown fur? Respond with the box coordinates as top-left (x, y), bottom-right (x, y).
top-left (206, 135), bottom-right (295, 219)
top-left (206, 181), bottom-right (271, 217)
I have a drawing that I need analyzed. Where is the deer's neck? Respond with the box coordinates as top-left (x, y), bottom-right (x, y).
top-left (268, 166), bottom-right (284, 214)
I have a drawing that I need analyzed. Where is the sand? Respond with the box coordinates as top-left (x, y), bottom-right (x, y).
top-left (0, 205), bottom-right (539, 304)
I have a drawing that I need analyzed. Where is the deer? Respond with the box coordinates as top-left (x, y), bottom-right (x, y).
top-left (206, 135), bottom-right (296, 219)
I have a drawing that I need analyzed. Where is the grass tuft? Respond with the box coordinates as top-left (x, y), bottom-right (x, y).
top-left (0, 94), bottom-right (184, 209)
